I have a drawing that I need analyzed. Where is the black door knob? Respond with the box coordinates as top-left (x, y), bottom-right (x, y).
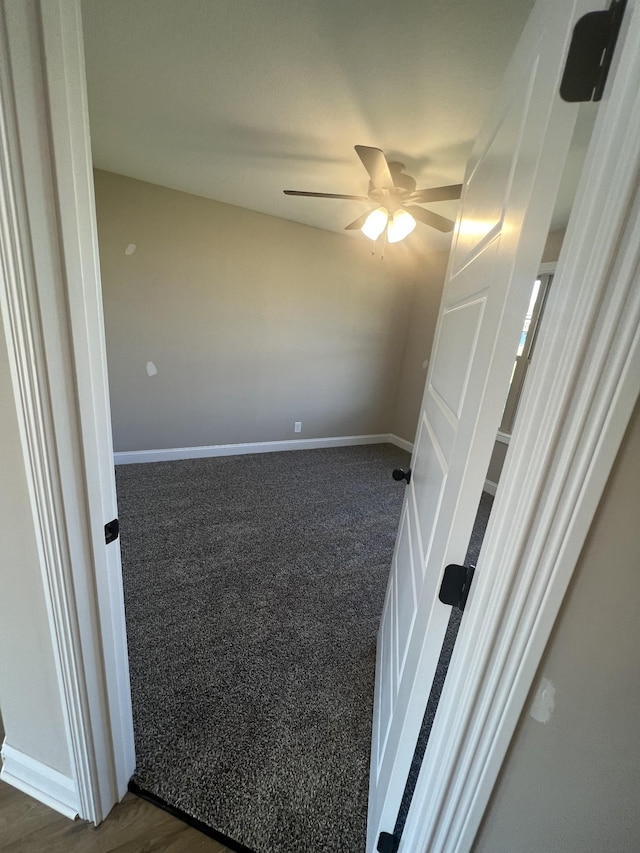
top-left (392, 468), bottom-right (411, 484)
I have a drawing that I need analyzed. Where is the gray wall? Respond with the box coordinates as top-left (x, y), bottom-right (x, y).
top-left (541, 227), bottom-right (565, 264)
top-left (0, 322), bottom-right (71, 776)
top-left (391, 250), bottom-right (449, 442)
top-left (486, 438), bottom-right (508, 486)
top-left (94, 171), bottom-right (417, 452)
top-left (474, 397), bottom-right (640, 852)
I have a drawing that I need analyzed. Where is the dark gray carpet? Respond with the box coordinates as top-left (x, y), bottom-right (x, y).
top-left (116, 443), bottom-right (410, 853)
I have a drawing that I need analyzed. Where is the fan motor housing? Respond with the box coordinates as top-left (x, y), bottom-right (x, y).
top-left (368, 162), bottom-right (417, 202)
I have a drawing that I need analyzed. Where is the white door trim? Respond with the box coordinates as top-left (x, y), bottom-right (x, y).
top-left (39, 0), bottom-right (135, 806)
top-left (0, 0), bottom-right (134, 822)
top-left (401, 3), bottom-right (640, 850)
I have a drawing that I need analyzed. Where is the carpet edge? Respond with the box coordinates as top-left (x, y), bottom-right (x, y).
top-left (128, 780), bottom-right (258, 853)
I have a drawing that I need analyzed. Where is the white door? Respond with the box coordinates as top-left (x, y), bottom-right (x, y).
top-left (367, 1), bottom-right (602, 849)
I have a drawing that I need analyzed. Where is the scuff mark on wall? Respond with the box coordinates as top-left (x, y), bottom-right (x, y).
top-left (529, 676), bottom-right (555, 724)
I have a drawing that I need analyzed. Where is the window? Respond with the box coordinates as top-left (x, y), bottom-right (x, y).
top-left (499, 272), bottom-right (552, 435)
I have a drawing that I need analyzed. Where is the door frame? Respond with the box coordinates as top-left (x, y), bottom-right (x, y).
top-left (0, 0), bottom-right (638, 845)
top-left (0, 0), bottom-right (134, 822)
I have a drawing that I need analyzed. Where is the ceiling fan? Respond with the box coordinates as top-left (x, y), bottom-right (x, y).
top-left (284, 145), bottom-right (462, 243)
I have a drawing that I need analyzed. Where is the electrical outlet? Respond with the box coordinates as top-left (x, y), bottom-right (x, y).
top-left (294, 421), bottom-right (302, 433)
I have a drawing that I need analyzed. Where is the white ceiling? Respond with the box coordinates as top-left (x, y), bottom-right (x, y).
top-left (81, 0), bottom-right (542, 249)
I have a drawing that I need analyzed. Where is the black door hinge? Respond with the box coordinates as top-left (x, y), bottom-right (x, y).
top-left (560, 0), bottom-right (626, 102)
top-left (377, 832), bottom-right (398, 853)
top-left (439, 563), bottom-right (475, 611)
top-left (105, 518), bottom-right (119, 544)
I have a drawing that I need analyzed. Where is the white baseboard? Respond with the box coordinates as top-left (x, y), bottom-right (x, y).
top-left (114, 433), bottom-right (414, 465)
top-left (388, 433), bottom-right (414, 453)
top-left (484, 479), bottom-right (498, 496)
top-left (1, 742), bottom-right (79, 820)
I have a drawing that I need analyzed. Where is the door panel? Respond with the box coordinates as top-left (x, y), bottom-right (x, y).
top-left (431, 297), bottom-right (487, 417)
top-left (367, 2), bottom-right (600, 850)
top-left (452, 68), bottom-right (536, 272)
top-left (376, 585), bottom-right (395, 772)
top-left (411, 416), bottom-right (448, 565)
top-left (394, 509), bottom-right (417, 685)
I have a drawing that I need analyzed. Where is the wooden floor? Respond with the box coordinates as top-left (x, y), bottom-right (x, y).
top-left (0, 780), bottom-right (235, 853)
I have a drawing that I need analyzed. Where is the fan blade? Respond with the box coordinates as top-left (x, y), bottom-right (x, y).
top-left (284, 190), bottom-right (370, 201)
top-left (406, 205), bottom-right (456, 233)
top-left (345, 210), bottom-right (373, 230)
top-left (409, 184), bottom-right (463, 203)
top-left (354, 145), bottom-right (394, 190)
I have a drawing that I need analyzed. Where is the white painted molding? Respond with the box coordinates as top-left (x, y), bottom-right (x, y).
top-left (1, 743), bottom-right (79, 820)
top-left (0, 1), bottom-right (130, 824)
top-left (388, 433), bottom-right (414, 453)
top-left (0, 0), bottom-right (96, 823)
top-left (483, 479), bottom-right (498, 497)
top-left (494, 430), bottom-right (511, 446)
top-left (401, 1), bottom-right (640, 849)
top-left (114, 433), bottom-right (413, 465)
top-left (39, 0), bottom-right (135, 807)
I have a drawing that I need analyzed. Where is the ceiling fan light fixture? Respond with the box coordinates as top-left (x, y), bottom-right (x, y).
top-left (361, 206), bottom-right (389, 240)
top-left (387, 208), bottom-right (416, 243)
top-left (284, 146), bottom-right (460, 237)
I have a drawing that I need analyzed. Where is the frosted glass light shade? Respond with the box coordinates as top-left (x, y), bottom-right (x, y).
top-left (361, 206), bottom-right (389, 240)
top-left (387, 208), bottom-right (416, 243)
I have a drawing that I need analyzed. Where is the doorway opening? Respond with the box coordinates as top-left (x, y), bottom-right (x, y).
top-left (74, 3), bottom-right (600, 848)
top-left (78, 5), bottom-right (484, 850)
